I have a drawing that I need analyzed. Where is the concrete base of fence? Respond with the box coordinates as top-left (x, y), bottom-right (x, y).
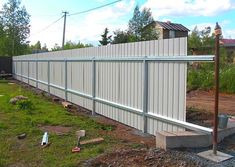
top-left (156, 119), bottom-right (235, 150)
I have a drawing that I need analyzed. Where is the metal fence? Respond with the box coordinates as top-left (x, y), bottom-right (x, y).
top-left (12, 37), bottom-right (213, 135)
top-left (0, 56), bottom-right (12, 74)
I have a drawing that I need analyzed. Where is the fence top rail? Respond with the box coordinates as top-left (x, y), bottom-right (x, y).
top-left (13, 55), bottom-right (214, 62)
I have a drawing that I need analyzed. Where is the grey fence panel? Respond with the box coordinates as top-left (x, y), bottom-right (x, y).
top-left (12, 37), bottom-right (189, 135)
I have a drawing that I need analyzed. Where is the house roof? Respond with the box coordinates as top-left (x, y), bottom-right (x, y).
top-left (220, 39), bottom-right (235, 47)
top-left (155, 21), bottom-right (190, 32)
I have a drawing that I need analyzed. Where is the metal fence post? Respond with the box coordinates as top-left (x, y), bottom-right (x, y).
top-left (36, 60), bottom-right (38, 88)
top-left (65, 59), bottom-right (68, 101)
top-left (143, 57), bottom-right (148, 133)
top-left (27, 61), bottom-right (30, 84)
top-left (92, 57), bottom-right (96, 115)
top-left (47, 60), bottom-right (50, 94)
top-left (14, 60), bottom-right (17, 79)
top-left (213, 22), bottom-right (222, 155)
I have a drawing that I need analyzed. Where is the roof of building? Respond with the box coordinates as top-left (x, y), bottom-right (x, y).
top-left (155, 21), bottom-right (190, 32)
top-left (220, 39), bottom-right (235, 47)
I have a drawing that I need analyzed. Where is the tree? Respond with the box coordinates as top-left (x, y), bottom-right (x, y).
top-left (188, 26), bottom-right (214, 55)
top-left (0, 23), bottom-right (8, 56)
top-left (188, 26), bottom-right (202, 54)
top-left (112, 5), bottom-right (158, 44)
top-left (0, 0), bottom-right (30, 56)
top-left (112, 30), bottom-right (137, 44)
top-left (99, 28), bottom-right (112, 45)
top-left (128, 5), bottom-right (157, 41)
top-left (31, 41), bottom-right (41, 50)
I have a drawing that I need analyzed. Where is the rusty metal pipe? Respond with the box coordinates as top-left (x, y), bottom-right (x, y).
top-left (213, 22), bottom-right (222, 155)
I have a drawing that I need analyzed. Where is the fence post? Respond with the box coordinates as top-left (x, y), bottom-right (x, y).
top-left (213, 22), bottom-right (222, 155)
top-left (65, 59), bottom-right (68, 101)
top-left (47, 60), bottom-right (50, 94)
top-left (27, 61), bottom-right (30, 84)
top-left (143, 56), bottom-right (148, 133)
top-left (36, 60), bottom-right (38, 88)
top-left (92, 57), bottom-right (96, 115)
top-left (21, 60), bottom-right (23, 82)
top-left (15, 60), bottom-right (17, 79)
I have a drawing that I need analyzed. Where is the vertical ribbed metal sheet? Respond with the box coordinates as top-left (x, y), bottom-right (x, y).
top-left (12, 37), bottom-right (187, 135)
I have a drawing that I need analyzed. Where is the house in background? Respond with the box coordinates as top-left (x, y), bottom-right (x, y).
top-left (154, 21), bottom-right (190, 39)
top-left (220, 39), bottom-right (235, 63)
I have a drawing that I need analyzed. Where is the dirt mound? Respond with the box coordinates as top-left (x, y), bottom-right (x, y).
top-left (85, 148), bottom-right (199, 167)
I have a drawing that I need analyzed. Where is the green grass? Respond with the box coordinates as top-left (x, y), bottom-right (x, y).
top-left (0, 82), bottom-right (118, 167)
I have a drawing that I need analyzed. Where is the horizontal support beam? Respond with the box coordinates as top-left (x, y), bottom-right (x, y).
top-left (95, 97), bottom-right (143, 115)
top-left (13, 73), bottom-right (212, 134)
top-left (147, 112), bottom-right (213, 134)
top-left (67, 89), bottom-right (92, 99)
top-left (12, 55), bottom-right (214, 62)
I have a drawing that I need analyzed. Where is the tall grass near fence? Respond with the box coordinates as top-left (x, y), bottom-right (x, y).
top-left (187, 63), bottom-right (235, 93)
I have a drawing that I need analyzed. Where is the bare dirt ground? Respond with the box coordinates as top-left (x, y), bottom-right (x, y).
top-left (187, 90), bottom-right (235, 115)
top-left (39, 125), bottom-right (72, 135)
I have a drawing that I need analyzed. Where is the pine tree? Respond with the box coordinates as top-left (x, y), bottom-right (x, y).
top-left (128, 5), bottom-right (157, 41)
top-left (99, 28), bottom-right (112, 45)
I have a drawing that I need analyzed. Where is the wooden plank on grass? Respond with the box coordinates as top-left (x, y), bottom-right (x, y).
top-left (80, 137), bottom-right (104, 145)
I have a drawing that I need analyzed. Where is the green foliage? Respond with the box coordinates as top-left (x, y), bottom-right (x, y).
top-left (17, 99), bottom-right (34, 111)
top-left (51, 41), bottom-right (93, 51)
top-left (187, 63), bottom-right (214, 91)
top-left (112, 5), bottom-right (158, 44)
top-left (0, 0), bottom-right (30, 56)
top-left (187, 63), bottom-right (235, 93)
top-left (128, 6), bottom-right (157, 41)
top-left (220, 65), bottom-right (235, 93)
top-left (99, 28), bottom-right (112, 45)
top-left (188, 26), bottom-right (215, 55)
top-left (26, 41), bottom-right (49, 54)
top-left (112, 30), bottom-right (137, 44)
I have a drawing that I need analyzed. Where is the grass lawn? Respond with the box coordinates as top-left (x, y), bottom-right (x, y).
top-left (0, 81), bottom-right (118, 167)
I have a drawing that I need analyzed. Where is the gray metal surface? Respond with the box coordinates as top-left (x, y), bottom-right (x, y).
top-left (12, 37), bottom-right (214, 135)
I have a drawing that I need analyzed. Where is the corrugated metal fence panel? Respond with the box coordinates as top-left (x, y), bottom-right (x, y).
top-left (0, 56), bottom-right (12, 74)
top-left (12, 37), bottom-right (187, 135)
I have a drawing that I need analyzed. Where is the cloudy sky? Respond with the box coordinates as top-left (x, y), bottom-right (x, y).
top-left (0, 0), bottom-right (235, 49)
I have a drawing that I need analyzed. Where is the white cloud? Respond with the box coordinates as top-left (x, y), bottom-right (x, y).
top-left (187, 21), bottom-right (235, 39)
top-left (142, 0), bottom-right (234, 18)
top-left (29, 0), bottom-right (135, 49)
top-left (223, 29), bottom-right (235, 39)
top-left (188, 22), bottom-right (214, 31)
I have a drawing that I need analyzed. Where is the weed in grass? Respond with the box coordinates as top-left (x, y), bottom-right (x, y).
top-left (17, 99), bottom-right (35, 111)
top-left (100, 124), bottom-right (116, 131)
top-left (130, 143), bottom-right (144, 149)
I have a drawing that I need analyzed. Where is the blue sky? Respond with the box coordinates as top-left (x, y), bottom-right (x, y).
top-left (1, 0), bottom-right (235, 49)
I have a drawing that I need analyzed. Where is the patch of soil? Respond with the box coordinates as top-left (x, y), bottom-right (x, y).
top-left (66, 104), bottom-right (155, 148)
top-left (186, 107), bottom-right (213, 127)
top-left (95, 117), bottom-right (155, 148)
top-left (39, 125), bottom-right (72, 135)
top-left (187, 90), bottom-right (235, 115)
top-left (84, 148), bottom-right (199, 167)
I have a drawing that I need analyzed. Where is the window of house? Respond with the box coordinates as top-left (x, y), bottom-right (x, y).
top-left (169, 30), bottom-right (175, 38)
